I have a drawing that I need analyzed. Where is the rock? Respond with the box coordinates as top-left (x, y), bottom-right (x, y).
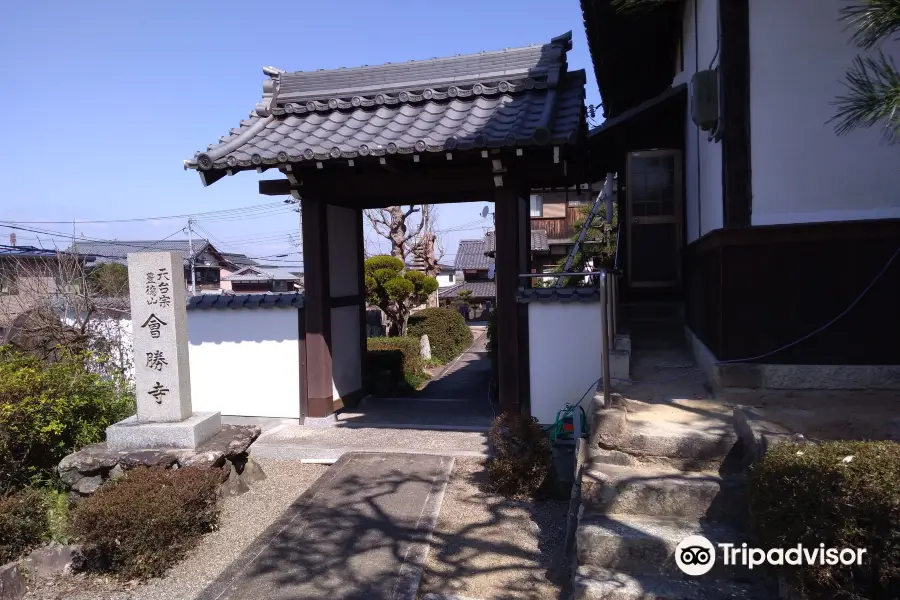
top-left (108, 464), bottom-right (125, 481)
top-left (237, 456), bottom-right (267, 485)
top-left (198, 425), bottom-right (261, 459)
top-left (219, 461), bottom-right (233, 483)
top-left (57, 444), bottom-right (121, 485)
top-left (119, 450), bottom-right (178, 470)
top-left (219, 466), bottom-right (250, 497)
top-left (0, 562), bottom-right (25, 600)
top-left (420, 334), bottom-right (431, 360)
top-left (181, 450), bottom-right (226, 470)
top-left (21, 545), bottom-right (77, 580)
top-left (71, 475), bottom-right (103, 495)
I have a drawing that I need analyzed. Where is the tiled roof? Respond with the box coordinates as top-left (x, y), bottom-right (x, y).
top-left (187, 292), bottom-right (304, 311)
top-left (517, 287), bottom-right (604, 303)
top-left (0, 245), bottom-right (62, 258)
top-left (223, 266), bottom-right (302, 282)
top-left (484, 229), bottom-right (549, 256)
top-left (220, 253), bottom-right (259, 268)
top-left (455, 239), bottom-right (493, 271)
top-left (69, 240), bottom-right (210, 265)
top-left (184, 32), bottom-right (586, 179)
top-left (441, 280), bottom-right (496, 299)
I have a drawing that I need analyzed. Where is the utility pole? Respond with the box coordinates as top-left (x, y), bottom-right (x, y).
top-left (187, 218), bottom-right (197, 296)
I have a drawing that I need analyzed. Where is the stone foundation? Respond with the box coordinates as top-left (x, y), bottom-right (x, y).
top-left (58, 425), bottom-right (265, 499)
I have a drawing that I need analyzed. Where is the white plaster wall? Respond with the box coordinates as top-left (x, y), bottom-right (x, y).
top-left (327, 205), bottom-right (360, 297)
top-left (436, 273), bottom-right (456, 288)
top-left (331, 305), bottom-right (362, 399)
top-left (529, 302), bottom-right (604, 425)
top-left (187, 309), bottom-right (301, 419)
top-left (680, 0), bottom-right (724, 243)
top-left (749, 0), bottom-right (900, 225)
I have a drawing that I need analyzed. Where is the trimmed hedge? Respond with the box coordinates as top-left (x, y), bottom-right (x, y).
top-left (0, 487), bottom-right (49, 563)
top-left (408, 307), bottom-right (473, 363)
top-left (749, 441), bottom-right (900, 599)
top-left (486, 412), bottom-right (553, 499)
top-left (71, 466), bottom-right (220, 579)
top-left (366, 337), bottom-right (427, 393)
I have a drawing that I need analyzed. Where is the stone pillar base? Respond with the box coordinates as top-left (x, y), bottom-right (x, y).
top-left (106, 412), bottom-right (222, 451)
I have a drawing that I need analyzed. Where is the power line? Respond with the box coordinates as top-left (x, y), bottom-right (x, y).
top-left (2, 201), bottom-right (295, 225)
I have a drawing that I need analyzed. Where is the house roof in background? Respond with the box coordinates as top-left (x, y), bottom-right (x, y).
top-left (454, 239), bottom-right (494, 271)
top-left (0, 245), bottom-right (64, 259)
top-left (187, 292), bottom-right (304, 311)
top-left (220, 252), bottom-right (259, 268)
top-left (184, 32), bottom-right (585, 182)
top-left (68, 240), bottom-right (214, 266)
top-left (441, 280), bottom-right (496, 299)
top-left (483, 229), bottom-right (550, 256)
top-left (223, 265), bottom-right (303, 282)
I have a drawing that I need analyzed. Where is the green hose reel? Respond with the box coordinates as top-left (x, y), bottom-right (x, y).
top-left (548, 403), bottom-right (589, 444)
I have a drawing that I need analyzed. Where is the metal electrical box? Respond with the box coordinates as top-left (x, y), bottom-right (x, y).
top-left (691, 69), bottom-right (719, 132)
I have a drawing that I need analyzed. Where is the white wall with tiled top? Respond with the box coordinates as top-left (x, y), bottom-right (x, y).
top-left (187, 308), bottom-right (301, 419)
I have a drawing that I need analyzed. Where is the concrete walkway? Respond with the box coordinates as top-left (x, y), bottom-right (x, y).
top-left (197, 452), bottom-right (454, 600)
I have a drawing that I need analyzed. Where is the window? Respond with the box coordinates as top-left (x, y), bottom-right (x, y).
top-left (195, 268), bottom-right (220, 284)
top-left (448, 273), bottom-right (454, 283)
top-left (530, 194), bottom-right (543, 217)
top-left (272, 280), bottom-right (290, 292)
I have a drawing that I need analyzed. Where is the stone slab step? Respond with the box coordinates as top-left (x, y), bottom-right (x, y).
top-left (573, 566), bottom-right (767, 600)
top-left (586, 446), bottom-right (728, 474)
top-left (576, 513), bottom-right (758, 582)
top-left (581, 464), bottom-right (746, 522)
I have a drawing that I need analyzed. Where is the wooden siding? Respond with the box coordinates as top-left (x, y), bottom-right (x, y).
top-left (532, 206), bottom-right (583, 240)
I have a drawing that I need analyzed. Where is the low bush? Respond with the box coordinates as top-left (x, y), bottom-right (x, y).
top-left (408, 307), bottom-right (472, 363)
top-left (0, 346), bottom-right (135, 491)
top-left (749, 441), bottom-right (900, 599)
top-left (71, 466), bottom-right (220, 579)
top-left (0, 487), bottom-right (49, 563)
top-left (486, 412), bottom-right (553, 499)
top-left (366, 337), bottom-right (427, 394)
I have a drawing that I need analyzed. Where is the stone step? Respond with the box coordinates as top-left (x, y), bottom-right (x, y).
top-left (576, 512), bottom-right (758, 582)
top-left (573, 566), bottom-right (767, 600)
top-left (586, 446), bottom-right (728, 474)
top-left (581, 464), bottom-right (747, 523)
top-left (591, 402), bottom-right (738, 463)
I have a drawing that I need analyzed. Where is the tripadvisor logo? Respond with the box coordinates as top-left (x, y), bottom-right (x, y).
top-left (674, 535), bottom-right (867, 576)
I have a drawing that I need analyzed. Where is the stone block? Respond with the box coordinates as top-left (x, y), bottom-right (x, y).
top-left (589, 394), bottom-right (628, 449)
top-left (21, 545), bottom-right (77, 580)
top-left (105, 411), bottom-right (222, 451)
top-left (120, 450), bottom-right (179, 469)
top-left (614, 333), bottom-right (631, 353)
top-left (733, 406), bottom-right (805, 467)
top-left (197, 424), bottom-right (261, 459)
top-left (71, 475), bottom-right (103, 495)
top-left (181, 450), bottom-right (226, 470)
top-left (232, 455), bottom-right (267, 485)
top-left (0, 563), bottom-right (25, 600)
top-left (609, 348), bottom-right (630, 382)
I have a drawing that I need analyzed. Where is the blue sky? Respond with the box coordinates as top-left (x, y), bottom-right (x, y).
top-left (0, 0), bottom-right (599, 268)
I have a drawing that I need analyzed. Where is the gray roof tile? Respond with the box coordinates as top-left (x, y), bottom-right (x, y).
top-left (68, 240), bottom-right (211, 265)
top-left (223, 266), bottom-right (302, 282)
top-left (185, 33), bottom-right (586, 176)
top-left (187, 292), bottom-right (304, 310)
top-left (517, 287), bottom-right (603, 303)
top-left (484, 229), bottom-right (549, 255)
top-left (441, 281), bottom-right (496, 299)
top-left (455, 239), bottom-right (493, 271)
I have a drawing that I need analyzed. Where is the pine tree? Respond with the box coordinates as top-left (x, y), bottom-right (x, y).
top-left (833, 0), bottom-right (900, 143)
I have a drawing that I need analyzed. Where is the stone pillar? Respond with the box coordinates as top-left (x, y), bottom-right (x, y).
top-left (494, 187), bottom-right (530, 415)
top-left (105, 251), bottom-right (221, 450)
top-left (301, 198), bottom-right (334, 417)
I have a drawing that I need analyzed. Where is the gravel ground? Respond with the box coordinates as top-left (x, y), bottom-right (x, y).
top-left (419, 458), bottom-right (568, 600)
top-left (23, 459), bottom-right (327, 600)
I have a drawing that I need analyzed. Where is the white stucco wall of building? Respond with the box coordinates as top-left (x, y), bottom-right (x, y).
top-left (528, 302), bottom-right (604, 425)
top-left (187, 309), bottom-right (301, 419)
top-left (679, 0), bottom-right (724, 243)
top-left (331, 305), bottom-right (362, 399)
top-left (328, 204), bottom-right (360, 298)
top-left (748, 0), bottom-right (900, 225)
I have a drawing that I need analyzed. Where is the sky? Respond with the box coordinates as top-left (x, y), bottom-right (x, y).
top-left (0, 0), bottom-right (600, 269)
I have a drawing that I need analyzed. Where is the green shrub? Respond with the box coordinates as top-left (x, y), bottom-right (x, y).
top-left (0, 488), bottom-right (49, 563)
top-left (486, 412), bottom-right (553, 499)
top-left (71, 466), bottom-right (220, 579)
top-left (749, 441), bottom-right (900, 599)
top-left (366, 337), bottom-right (427, 394)
top-left (0, 347), bottom-right (135, 491)
top-left (407, 307), bottom-right (473, 363)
